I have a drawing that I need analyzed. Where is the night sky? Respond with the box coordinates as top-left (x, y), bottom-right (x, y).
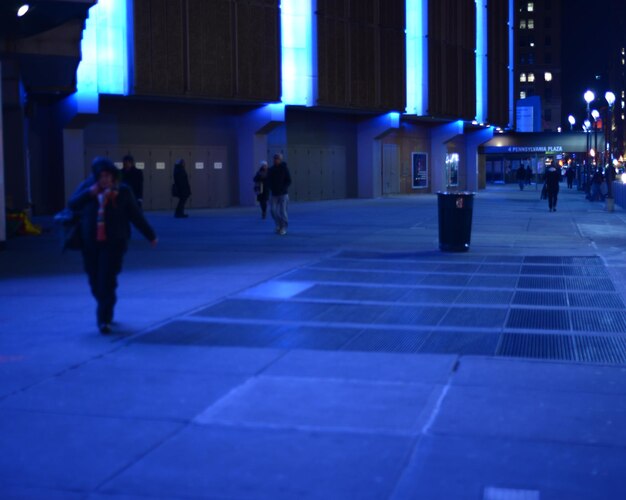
top-left (561, 0), bottom-right (626, 126)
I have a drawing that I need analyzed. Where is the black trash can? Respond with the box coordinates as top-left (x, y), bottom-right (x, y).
top-left (437, 191), bottom-right (475, 252)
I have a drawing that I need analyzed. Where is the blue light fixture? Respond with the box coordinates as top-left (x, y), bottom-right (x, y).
top-left (475, 0), bottom-right (487, 123)
top-left (75, 0), bottom-right (130, 112)
top-left (280, 0), bottom-right (316, 106)
top-left (406, 0), bottom-right (428, 115)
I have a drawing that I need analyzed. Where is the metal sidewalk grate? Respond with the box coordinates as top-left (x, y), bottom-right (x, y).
top-left (571, 310), bottom-right (626, 333)
top-left (520, 265), bottom-right (566, 276)
top-left (568, 292), bottom-right (625, 309)
top-left (523, 256), bottom-right (566, 264)
top-left (506, 309), bottom-right (570, 330)
top-left (512, 291), bottom-right (567, 307)
top-left (497, 333), bottom-right (576, 361)
top-left (566, 277), bottom-right (615, 291)
top-left (517, 276), bottom-right (567, 290)
top-left (573, 335), bottom-right (626, 364)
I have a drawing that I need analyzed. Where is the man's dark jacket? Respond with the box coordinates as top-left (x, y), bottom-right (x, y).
top-left (121, 167), bottom-right (144, 202)
top-left (545, 166), bottom-right (561, 192)
top-left (68, 183), bottom-right (156, 248)
top-left (173, 164), bottom-right (191, 198)
top-left (268, 162), bottom-right (292, 196)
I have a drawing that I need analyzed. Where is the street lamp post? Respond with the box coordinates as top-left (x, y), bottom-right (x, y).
top-left (605, 91), bottom-right (616, 200)
top-left (592, 109), bottom-right (600, 166)
top-left (584, 91), bottom-right (595, 179)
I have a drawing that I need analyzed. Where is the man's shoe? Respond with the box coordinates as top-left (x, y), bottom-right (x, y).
top-left (279, 228), bottom-right (287, 236)
top-left (275, 227), bottom-right (281, 234)
top-left (99, 323), bottom-right (111, 334)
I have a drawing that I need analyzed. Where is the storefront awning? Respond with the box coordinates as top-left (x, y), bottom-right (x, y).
top-left (479, 132), bottom-right (603, 155)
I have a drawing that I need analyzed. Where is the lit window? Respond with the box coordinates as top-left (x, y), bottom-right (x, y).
top-left (528, 73), bottom-right (535, 82)
top-left (530, 42), bottom-right (535, 47)
top-left (622, 58), bottom-right (625, 66)
top-left (528, 2), bottom-right (534, 12)
top-left (544, 72), bottom-right (552, 82)
top-left (520, 91), bottom-right (527, 99)
top-left (622, 100), bottom-right (625, 108)
top-left (528, 19), bottom-right (534, 29)
top-left (622, 48), bottom-right (625, 55)
top-left (622, 91), bottom-right (625, 99)
top-left (622, 113), bottom-right (625, 120)
top-left (520, 73), bottom-right (527, 82)
top-left (520, 19), bottom-right (527, 29)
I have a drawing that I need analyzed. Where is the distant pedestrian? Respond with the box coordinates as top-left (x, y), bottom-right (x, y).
top-left (120, 155), bottom-right (144, 208)
top-left (516, 165), bottom-right (526, 190)
top-left (589, 168), bottom-right (604, 202)
top-left (545, 163), bottom-right (561, 212)
top-left (268, 153), bottom-right (292, 235)
top-left (566, 167), bottom-right (576, 189)
top-left (253, 161), bottom-right (270, 219)
top-left (69, 157), bottom-right (157, 334)
top-left (525, 164), bottom-right (533, 185)
top-left (172, 158), bottom-right (191, 218)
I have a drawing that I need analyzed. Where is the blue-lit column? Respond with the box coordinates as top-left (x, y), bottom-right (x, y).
top-left (508, 0), bottom-right (515, 127)
top-left (0, 61), bottom-right (5, 249)
top-left (280, 0), bottom-right (317, 106)
top-left (406, 0), bottom-right (428, 115)
top-left (75, 0), bottom-right (130, 112)
top-left (466, 127), bottom-right (494, 191)
top-left (475, 0), bottom-right (488, 123)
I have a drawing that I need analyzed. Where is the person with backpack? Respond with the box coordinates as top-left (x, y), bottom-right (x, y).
top-left (253, 161), bottom-right (270, 219)
top-left (516, 164), bottom-right (526, 190)
top-left (69, 157), bottom-right (157, 334)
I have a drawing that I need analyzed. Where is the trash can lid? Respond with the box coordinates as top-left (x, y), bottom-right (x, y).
top-left (437, 191), bottom-right (476, 196)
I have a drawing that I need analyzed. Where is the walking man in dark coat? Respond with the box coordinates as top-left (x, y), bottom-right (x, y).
top-left (120, 154), bottom-right (144, 207)
top-left (516, 165), bottom-right (526, 190)
top-left (69, 157), bottom-right (157, 334)
top-left (173, 158), bottom-right (191, 218)
top-left (545, 163), bottom-right (561, 212)
top-left (267, 153), bottom-right (292, 235)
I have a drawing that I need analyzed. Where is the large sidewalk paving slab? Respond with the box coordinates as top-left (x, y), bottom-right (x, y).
top-left (2, 185), bottom-right (626, 499)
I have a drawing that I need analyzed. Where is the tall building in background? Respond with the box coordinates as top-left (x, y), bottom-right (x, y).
top-left (608, 0), bottom-right (626, 157)
top-left (514, 0), bottom-right (562, 131)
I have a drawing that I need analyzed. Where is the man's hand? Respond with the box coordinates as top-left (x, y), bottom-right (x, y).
top-left (150, 238), bottom-right (159, 248)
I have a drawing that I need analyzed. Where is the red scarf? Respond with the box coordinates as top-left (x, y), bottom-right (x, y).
top-left (96, 190), bottom-right (117, 242)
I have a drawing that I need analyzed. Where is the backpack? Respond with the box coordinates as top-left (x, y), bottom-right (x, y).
top-left (54, 208), bottom-right (82, 252)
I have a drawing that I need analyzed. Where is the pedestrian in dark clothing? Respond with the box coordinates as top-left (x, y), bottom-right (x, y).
top-left (566, 167), bottom-right (576, 189)
top-left (172, 158), bottom-right (191, 218)
top-left (267, 153), bottom-right (292, 235)
top-left (605, 164), bottom-right (616, 198)
top-left (120, 155), bottom-right (144, 208)
top-left (253, 161), bottom-right (270, 219)
top-left (590, 168), bottom-right (604, 201)
top-left (545, 164), bottom-right (561, 212)
top-left (516, 165), bottom-right (526, 190)
top-left (69, 157), bottom-right (157, 334)
top-left (525, 165), bottom-right (533, 185)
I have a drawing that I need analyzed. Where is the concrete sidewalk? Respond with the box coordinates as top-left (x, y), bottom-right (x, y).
top-left (1, 185), bottom-right (626, 499)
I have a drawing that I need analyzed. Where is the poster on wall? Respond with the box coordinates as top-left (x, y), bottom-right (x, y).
top-left (412, 152), bottom-right (428, 189)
